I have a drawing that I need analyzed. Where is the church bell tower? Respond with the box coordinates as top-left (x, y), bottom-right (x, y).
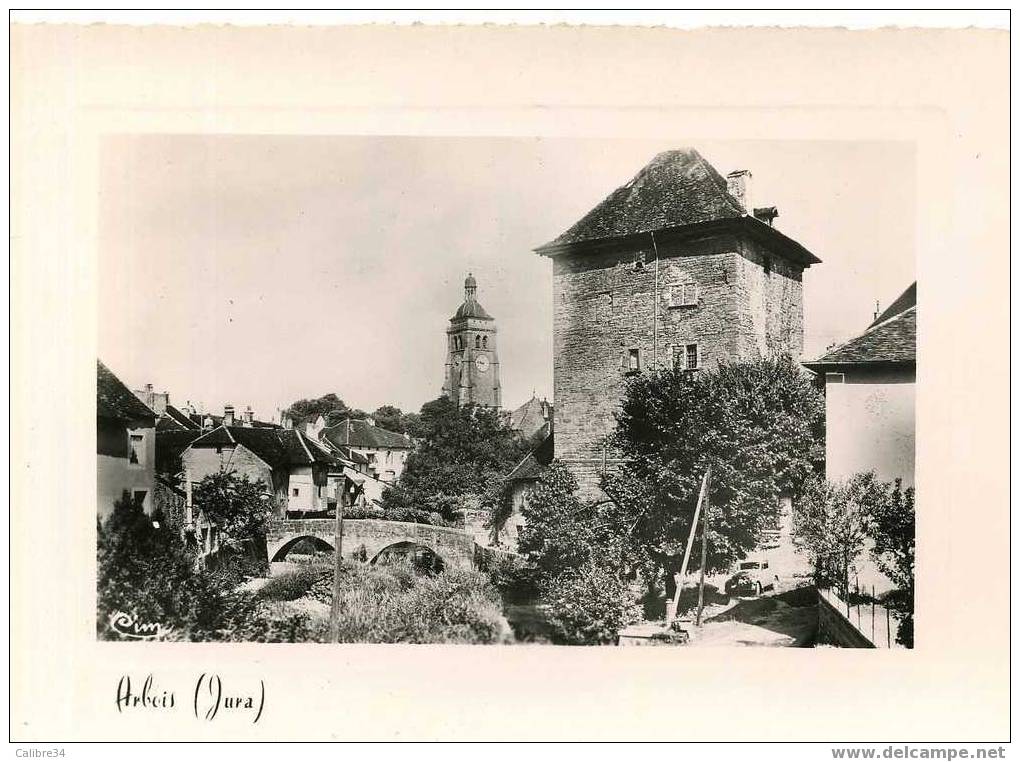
top-left (442, 273), bottom-right (501, 408)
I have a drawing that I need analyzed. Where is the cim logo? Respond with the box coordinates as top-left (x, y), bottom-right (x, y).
top-left (109, 611), bottom-right (172, 640)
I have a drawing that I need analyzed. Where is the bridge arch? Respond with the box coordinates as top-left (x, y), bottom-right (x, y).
top-left (269, 534), bottom-right (334, 563)
top-left (370, 540), bottom-right (447, 572)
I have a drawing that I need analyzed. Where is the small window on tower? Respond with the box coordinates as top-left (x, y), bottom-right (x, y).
top-left (625, 348), bottom-right (641, 374)
top-left (475, 335), bottom-right (481, 349)
top-left (669, 283), bottom-right (699, 307)
top-left (672, 343), bottom-right (700, 371)
top-left (482, 336), bottom-right (488, 348)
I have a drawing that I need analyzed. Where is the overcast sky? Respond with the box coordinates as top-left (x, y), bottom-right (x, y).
top-left (99, 136), bottom-right (916, 421)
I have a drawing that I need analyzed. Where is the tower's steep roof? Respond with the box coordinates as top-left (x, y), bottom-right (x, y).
top-left (539, 148), bottom-right (744, 249)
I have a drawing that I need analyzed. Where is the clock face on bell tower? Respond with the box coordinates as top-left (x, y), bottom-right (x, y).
top-left (442, 273), bottom-right (501, 409)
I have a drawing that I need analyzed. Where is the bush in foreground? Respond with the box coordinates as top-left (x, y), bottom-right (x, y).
top-left (542, 562), bottom-right (642, 645)
top-left (306, 561), bottom-right (512, 644)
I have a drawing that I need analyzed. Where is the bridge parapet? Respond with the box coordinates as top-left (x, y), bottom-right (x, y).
top-left (266, 518), bottom-right (477, 570)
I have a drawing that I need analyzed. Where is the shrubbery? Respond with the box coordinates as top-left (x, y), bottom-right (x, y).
top-left (255, 566), bottom-right (325, 602)
top-left (97, 491), bottom-right (254, 641)
top-left (342, 505), bottom-right (448, 527)
top-left (541, 562), bottom-right (641, 645)
top-left (306, 560), bottom-right (511, 644)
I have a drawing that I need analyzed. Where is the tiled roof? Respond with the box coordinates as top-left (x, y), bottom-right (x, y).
top-left (535, 148), bottom-right (821, 266)
top-left (156, 430), bottom-right (203, 474)
top-left (336, 446), bottom-right (370, 466)
top-left (506, 432), bottom-right (555, 482)
top-left (188, 426), bottom-right (338, 469)
top-left (155, 404), bottom-right (202, 432)
top-left (804, 305), bottom-right (916, 370)
top-left (868, 282), bottom-right (917, 330)
top-left (97, 360), bottom-right (156, 423)
top-left (164, 405), bottom-right (201, 430)
top-left (540, 149), bottom-right (743, 248)
top-left (320, 418), bottom-right (412, 450)
top-left (508, 395), bottom-right (553, 440)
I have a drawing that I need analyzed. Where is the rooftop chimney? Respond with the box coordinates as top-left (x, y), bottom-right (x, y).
top-left (224, 404), bottom-right (235, 427)
top-left (243, 405), bottom-right (254, 426)
top-left (726, 169), bottom-right (753, 214)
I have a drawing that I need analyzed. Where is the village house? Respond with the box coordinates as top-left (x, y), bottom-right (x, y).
top-left (313, 416), bottom-right (412, 484)
top-left (507, 394), bottom-right (554, 442)
top-left (534, 148), bottom-right (822, 496)
top-left (493, 432), bottom-right (554, 548)
top-left (97, 360), bottom-right (156, 520)
top-left (803, 282), bottom-right (916, 488)
top-left (181, 423), bottom-right (341, 517)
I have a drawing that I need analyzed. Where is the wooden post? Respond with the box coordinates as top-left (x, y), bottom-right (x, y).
top-left (184, 467), bottom-right (193, 527)
top-left (886, 605), bottom-right (891, 648)
top-left (871, 586), bottom-right (876, 642)
top-left (328, 480), bottom-right (345, 643)
top-left (666, 465), bottom-right (712, 626)
top-left (695, 486), bottom-right (711, 626)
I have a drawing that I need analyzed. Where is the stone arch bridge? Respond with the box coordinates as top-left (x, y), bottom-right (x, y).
top-left (266, 518), bottom-right (477, 570)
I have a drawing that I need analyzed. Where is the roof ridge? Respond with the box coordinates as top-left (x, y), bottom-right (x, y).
top-left (863, 304), bottom-right (915, 334)
top-left (294, 428), bottom-right (315, 463)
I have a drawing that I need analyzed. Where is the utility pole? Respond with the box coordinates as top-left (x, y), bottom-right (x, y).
top-left (328, 480), bottom-right (345, 642)
top-left (695, 486), bottom-right (711, 626)
top-left (666, 465), bottom-right (712, 626)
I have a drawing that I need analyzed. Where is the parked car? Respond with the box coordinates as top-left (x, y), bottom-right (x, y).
top-left (724, 558), bottom-right (776, 597)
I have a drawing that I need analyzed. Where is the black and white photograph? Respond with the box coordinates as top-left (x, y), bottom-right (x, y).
top-left (97, 136), bottom-right (915, 648)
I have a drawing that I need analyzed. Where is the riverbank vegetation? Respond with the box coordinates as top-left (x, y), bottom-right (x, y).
top-left (97, 493), bottom-right (509, 643)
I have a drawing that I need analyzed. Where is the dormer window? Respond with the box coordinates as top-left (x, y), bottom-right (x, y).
top-left (669, 283), bottom-right (699, 307)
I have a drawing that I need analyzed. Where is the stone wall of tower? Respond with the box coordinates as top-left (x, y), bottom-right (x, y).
top-left (551, 231), bottom-right (804, 495)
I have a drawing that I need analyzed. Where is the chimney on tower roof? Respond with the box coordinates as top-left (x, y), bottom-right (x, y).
top-left (726, 169), bottom-right (753, 214)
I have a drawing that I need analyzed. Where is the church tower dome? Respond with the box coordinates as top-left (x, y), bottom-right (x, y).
top-left (442, 273), bottom-right (501, 408)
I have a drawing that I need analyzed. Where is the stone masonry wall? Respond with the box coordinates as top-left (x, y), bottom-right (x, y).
top-left (734, 237), bottom-right (805, 362)
top-left (552, 230), bottom-right (805, 495)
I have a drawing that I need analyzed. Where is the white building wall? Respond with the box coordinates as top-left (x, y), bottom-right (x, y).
top-left (97, 425), bottom-right (155, 521)
top-left (824, 367), bottom-right (915, 487)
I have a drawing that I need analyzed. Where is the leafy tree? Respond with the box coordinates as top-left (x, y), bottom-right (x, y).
top-left (518, 463), bottom-right (640, 580)
top-left (869, 479), bottom-right (915, 647)
top-left (608, 355), bottom-right (825, 587)
top-left (191, 470), bottom-right (274, 552)
top-left (513, 464), bottom-right (645, 643)
top-left (794, 472), bottom-right (886, 595)
top-left (381, 396), bottom-right (530, 523)
top-left (284, 393), bottom-right (366, 427)
top-left (371, 404), bottom-right (406, 433)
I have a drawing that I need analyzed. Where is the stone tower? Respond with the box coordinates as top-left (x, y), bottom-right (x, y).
top-left (442, 273), bottom-right (502, 408)
top-left (534, 148), bottom-right (822, 495)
